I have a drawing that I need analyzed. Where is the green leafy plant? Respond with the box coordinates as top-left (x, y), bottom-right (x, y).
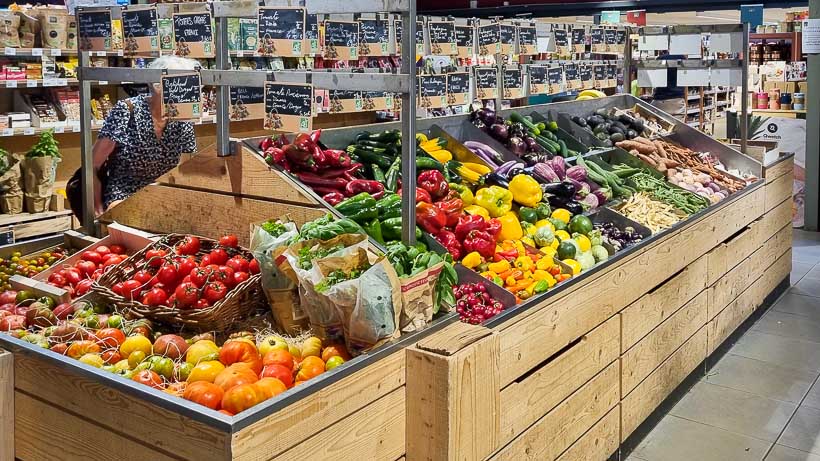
top-left (26, 130), bottom-right (61, 158)
top-left (733, 115), bottom-right (770, 140)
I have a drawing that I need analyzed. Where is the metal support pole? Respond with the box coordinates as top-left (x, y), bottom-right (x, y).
top-left (740, 22), bottom-right (749, 156)
top-left (215, 15), bottom-right (232, 156)
top-left (807, 0), bottom-right (819, 230)
top-left (495, 54), bottom-right (503, 110)
top-left (623, 26), bottom-right (632, 94)
top-left (400, 4), bottom-right (417, 245)
top-left (77, 9), bottom-right (96, 235)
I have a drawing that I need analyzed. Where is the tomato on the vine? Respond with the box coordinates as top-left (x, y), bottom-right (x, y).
top-left (190, 267), bottom-right (212, 287)
top-left (121, 279), bottom-right (142, 300)
top-left (157, 264), bottom-right (179, 286)
top-left (133, 270), bottom-right (153, 284)
top-left (199, 255), bottom-right (212, 267)
top-left (195, 298), bottom-right (210, 309)
top-left (233, 271), bottom-right (250, 287)
top-left (226, 256), bottom-right (249, 274)
top-left (219, 235), bottom-right (239, 248)
top-left (176, 256), bottom-right (197, 278)
top-left (142, 287), bottom-right (168, 307)
top-left (109, 244), bottom-right (126, 254)
top-left (204, 281), bottom-right (228, 304)
top-left (209, 249), bottom-right (229, 266)
top-left (145, 249), bottom-right (168, 268)
top-left (213, 266), bottom-right (235, 287)
top-left (176, 236), bottom-right (201, 256)
top-left (174, 282), bottom-right (199, 309)
top-left (112, 282), bottom-right (124, 296)
top-left (249, 259), bottom-right (260, 274)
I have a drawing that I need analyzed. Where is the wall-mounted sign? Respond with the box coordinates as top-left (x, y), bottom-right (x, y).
top-left (361, 91), bottom-right (394, 111)
top-left (122, 7), bottom-right (158, 55)
top-left (605, 29), bottom-right (618, 53)
top-left (553, 28), bottom-right (569, 55)
top-left (590, 28), bottom-right (605, 52)
top-left (172, 12), bottom-right (214, 58)
top-left (528, 65), bottom-right (548, 95)
top-left (329, 89), bottom-right (362, 113)
top-left (229, 86), bottom-right (265, 120)
top-left (257, 7), bottom-right (304, 56)
top-left (428, 21), bottom-right (457, 56)
top-left (579, 64), bottom-right (594, 89)
top-left (78, 10), bottom-right (112, 51)
top-left (455, 25), bottom-right (474, 57)
top-left (564, 63), bottom-right (581, 90)
top-left (571, 28), bottom-right (585, 53)
top-left (418, 75), bottom-right (447, 109)
top-left (548, 66), bottom-right (563, 93)
top-left (447, 72), bottom-right (470, 105)
top-left (593, 64), bottom-right (607, 89)
top-left (503, 68), bottom-right (523, 99)
top-left (416, 21), bottom-right (425, 55)
top-left (161, 72), bottom-right (202, 121)
top-left (305, 14), bottom-right (319, 55)
top-left (607, 64), bottom-right (618, 88)
top-left (478, 24), bottom-right (500, 55)
top-left (475, 67), bottom-right (498, 99)
top-left (518, 26), bottom-right (536, 55)
top-left (264, 82), bottom-right (313, 132)
top-left (499, 24), bottom-right (515, 55)
top-left (324, 20), bottom-right (358, 60)
top-left (358, 18), bottom-right (390, 57)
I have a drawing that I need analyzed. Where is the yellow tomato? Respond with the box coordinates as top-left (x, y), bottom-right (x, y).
top-left (551, 208), bottom-right (571, 224)
top-left (575, 235), bottom-right (591, 253)
top-left (186, 340), bottom-right (220, 365)
top-left (562, 259), bottom-right (582, 275)
top-left (120, 335), bottom-right (153, 358)
top-left (555, 230), bottom-right (571, 242)
top-left (79, 353), bottom-right (104, 368)
top-left (549, 239), bottom-right (559, 250)
top-left (187, 360), bottom-right (226, 383)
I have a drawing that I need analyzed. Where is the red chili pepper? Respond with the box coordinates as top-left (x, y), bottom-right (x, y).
top-left (345, 179), bottom-right (385, 197)
top-left (296, 172), bottom-right (347, 190)
top-left (312, 186), bottom-right (344, 196)
top-left (284, 143), bottom-right (314, 169)
top-left (321, 163), bottom-right (363, 179)
top-left (416, 202), bottom-right (447, 234)
top-left (435, 230), bottom-right (463, 260)
top-left (309, 129), bottom-right (322, 144)
top-left (463, 230), bottom-right (495, 259)
top-left (275, 134), bottom-right (289, 148)
top-left (259, 137), bottom-right (274, 151)
top-left (454, 214), bottom-right (487, 241)
top-left (418, 170), bottom-right (449, 201)
top-left (310, 143), bottom-right (327, 167)
top-left (434, 198), bottom-right (463, 228)
top-left (322, 192), bottom-right (346, 206)
top-left (324, 149), bottom-right (353, 168)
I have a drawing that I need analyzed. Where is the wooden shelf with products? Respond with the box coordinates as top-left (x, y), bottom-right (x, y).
top-left (749, 32), bottom-right (803, 61)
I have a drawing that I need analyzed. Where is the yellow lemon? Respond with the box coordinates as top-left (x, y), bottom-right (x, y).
top-left (562, 259), bottom-right (581, 275)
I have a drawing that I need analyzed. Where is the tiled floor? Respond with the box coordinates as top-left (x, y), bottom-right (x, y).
top-left (629, 230), bottom-right (820, 461)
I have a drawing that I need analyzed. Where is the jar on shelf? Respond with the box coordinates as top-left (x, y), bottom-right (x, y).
top-left (769, 89), bottom-right (781, 109)
top-left (794, 92), bottom-right (805, 109)
top-left (757, 92), bottom-right (770, 109)
top-left (780, 92), bottom-right (793, 110)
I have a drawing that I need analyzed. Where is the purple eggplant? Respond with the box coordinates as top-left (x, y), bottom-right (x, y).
top-left (490, 123), bottom-right (509, 140)
top-left (566, 165), bottom-right (588, 183)
top-left (548, 156), bottom-right (567, 180)
top-left (532, 163), bottom-right (561, 183)
top-left (508, 136), bottom-right (527, 156)
top-left (581, 193), bottom-right (600, 210)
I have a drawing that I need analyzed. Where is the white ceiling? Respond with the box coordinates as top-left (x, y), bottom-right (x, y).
top-left (540, 8), bottom-right (808, 25)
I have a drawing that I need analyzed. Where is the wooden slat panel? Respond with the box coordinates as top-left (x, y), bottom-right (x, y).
top-left (621, 258), bottom-right (707, 353)
top-left (0, 350), bottom-right (11, 461)
top-left (499, 316), bottom-right (619, 444)
top-left (752, 224), bottom-right (793, 269)
top-left (102, 185), bottom-right (327, 247)
top-left (498, 185), bottom-right (762, 386)
top-left (273, 387), bottom-right (405, 461)
top-left (708, 255), bottom-right (756, 320)
top-left (621, 327), bottom-right (707, 441)
top-left (489, 362), bottom-right (619, 461)
top-left (13, 352), bottom-right (228, 460)
top-left (758, 249), bottom-right (792, 299)
top-left (555, 406), bottom-right (620, 461)
top-left (233, 350), bottom-right (405, 459)
top-left (764, 171), bottom-right (793, 213)
top-left (13, 214), bottom-right (72, 240)
top-left (406, 331), bottom-right (500, 461)
top-left (706, 222), bottom-right (762, 287)
top-left (15, 392), bottom-right (177, 461)
top-left (764, 158), bottom-right (793, 183)
top-left (759, 198), bottom-right (793, 240)
top-left (621, 291), bottom-right (707, 396)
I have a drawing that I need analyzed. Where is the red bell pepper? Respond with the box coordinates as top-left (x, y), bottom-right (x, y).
top-left (416, 188), bottom-right (432, 203)
top-left (416, 202), bottom-right (446, 234)
top-left (259, 137), bottom-right (274, 151)
top-left (485, 218), bottom-right (502, 241)
top-left (418, 170), bottom-right (449, 201)
top-left (454, 215), bottom-right (487, 241)
top-left (435, 230), bottom-right (463, 260)
top-left (322, 192), bottom-right (346, 206)
top-left (435, 198), bottom-right (463, 228)
top-left (345, 180), bottom-right (385, 199)
top-left (463, 230), bottom-right (496, 259)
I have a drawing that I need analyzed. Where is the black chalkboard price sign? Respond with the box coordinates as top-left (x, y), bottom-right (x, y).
top-left (593, 64), bottom-right (607, 88)
top-left (78, 10), bottom-right (112, 51)
top-left (324, 20), bottom-right (359, 60)
top-left (590, 28), bottom-right (605, 52)
top-left (478, 24), bottom-right (500, 55)
top-left (172, 12), bottom-right (214, 58)
top-left (548, 66), bottom-right (563, 93)
top-left (305, 14), bottom-right (319, 54)
top-left (122, 7), bottom-right (158, 54)
top-left (571, 28), bottom-right (585, 52)
top-left (447, 72), bottom-right (470, 105)
top-left (455, 25), bottom-right (474, 57)
top-left (518, 26), bottom-right (536, 55)
top-left (229, 86), bottom-right (265, 121)
top-left (607, 64), bottom-right (617, 87)
top-left (503, 68), bottom-right (523, 99)
top-left (358, 18), bottom-right (389, 56)
top-left (564, 63), bottom-right (580, 89)
top-left (161, 72), bottom-right (202, 121)
top-left (554, 28), bottom-right (569, 54)
top-left (362, 91), bottom-right (394, 111)
top-left (475, 67), bottom-right (498, 99)
top-left (428, 21), bottom-right (457, 56)
top-left (418, 75), bottom-right (447, 109)
top-left (329, 90), bottom-right (363, 113)
top-left (528, 65), bottom-right (548, 95)
top-left (605, 29), bottom-right (617, 46)
top-left (616, 29), bottom-right (626, 44)
top-left (416, 21), bottom-right (425, 54)
top-left (257, 7), bottom-right (305, 57)
top-left (264, 82), bottom-right (313, 132)
top-left (499, 24), bottom-right (515, 55)
top-left (579, 64), bottom-right (593, 89)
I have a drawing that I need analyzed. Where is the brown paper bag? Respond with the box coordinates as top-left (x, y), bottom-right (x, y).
top-left (23, 156), bottom-right (55, 213)
top-left (38, 9), bottom-right (67, 49)
top-left (397, 261), bottom-right (443, 333)
top-left (0, 12), bottom-right (21, 47)
top-left (66, 18), bottom-right (77, 50)
top-left (17, 12), bottom-right (39, 48)
top-left (0, 161), bottom-right (23, 215)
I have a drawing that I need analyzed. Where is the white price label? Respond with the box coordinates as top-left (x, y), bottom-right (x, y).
top-left (23, 128), bottom-right (35, 136)
top-left (1, 128), bottom-right (13, 136)
top-left (5, 81), bottom-right (17, 88)
top-left (236, 51), bottom-right (244, 57)
top-left (31, 48), bottom-right (43, 56)
top-left (26, 80), bottom-right (38, 88)
top-left (4, 47), bottom-right (15, 56)
top-left (54, 126), bottom-right (65, 134)
top-left (99, 80), bottom-right (108, 86)
top-left (50, 48), bottom-right (61, 56)
top-left (72, 125), bottom-right (81, 132)
top-left (117, 50), bottom-right (124, 56)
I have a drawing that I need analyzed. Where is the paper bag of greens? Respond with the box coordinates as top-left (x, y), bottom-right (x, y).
top-left (250, 219), bottom-right (302, 334)
top-left (0, 153), bottom-right (23, 215)
top-left (23, 131), bottom-right (60, 213)
top-left (340, 256), bottom-right (402, 356)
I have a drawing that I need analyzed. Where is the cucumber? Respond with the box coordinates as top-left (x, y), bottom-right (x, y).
top-left (371, 163), bottom-right (386, 185)
top-left (416, 156), bottom-right (445, 171)
top-left (385, 157), bottom-right (401, 192)
top-left (345, 146), bottom-right (394, 169)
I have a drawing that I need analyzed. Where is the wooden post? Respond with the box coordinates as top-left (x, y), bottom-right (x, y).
top-left (406, 323), bottom-right (501, 461)
top-left (0, 350), bottom-right (12, 461)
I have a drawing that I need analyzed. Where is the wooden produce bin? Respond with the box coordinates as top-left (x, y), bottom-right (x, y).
top-left (406, 156), bottom-right (794, 461)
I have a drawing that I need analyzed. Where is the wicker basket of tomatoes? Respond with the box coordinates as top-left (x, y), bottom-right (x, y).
top-left (90, 234), bottom-right (264, 331)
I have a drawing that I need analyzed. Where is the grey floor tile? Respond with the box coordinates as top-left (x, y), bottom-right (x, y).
top-left (778, 406), bottom-right (820, 455)
top-left (793, 248), bottom-right (820, 265)
top-left (633, 415), bottom-right (771, 461)
top-left (793, 278), bottom-right (820, 298)
top-left (766, 445), bottom-right (820, 461)
top-left (754, 310), bottom-right (820, 344)
top-left (794, 263), bottom-right (816, 285)
top-left (731, 331), bottom-right (820, 372)
top-left (794, 230), bottom-right (820, 242)
top-left (706, 353), bottom-right (816, 403)
top-left (799, 381), bottom-right (820, 411)
top-left (773, 293), bottom-right (820, 321)
top-left (802, 265), bottom-right (820, 280)
top-left (670, 382), bottom-right (796, 441)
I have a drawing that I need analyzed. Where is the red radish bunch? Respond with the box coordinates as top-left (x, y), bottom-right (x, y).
top-left (46, 244), bottom-right (128, 297)
top-left (110, 235), bottom-right (260, 311)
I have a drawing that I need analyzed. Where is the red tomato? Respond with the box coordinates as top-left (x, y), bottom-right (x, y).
top-left (176, 256), bottom-right (197, 278)
top-left (101, 350), bottom-right (122, 365)
top-left (157, 264), bottom-right (179, 286)
top-left (142, 287), bottom-right (168, 307)
top-left (103, 256), bottom-right (124, 268)
top-left (183, 381), bottom-right (224, 410)
top-left (109, 244), bottom-right (126, 254)
top-left (0, 303), bottom-right (14, 313)
top-left (180, 274), bottom-right (192, 284)
top-left (226, 257), bottom-right (249, 274)
top-left (96, 327), bottom-right (126, 348)
top-left (195, 298), bottom-right (210, 309)
top-left (204, 281), bottom-right (228, 304)
top-left (261, 364), bottom-right (294, 387)
top-left (75, 279), bottom-right (94, 296)
top-left (64, 268), bottom-right (82, 286)
top-left (53, 303), bottom-right (73, 320)
top-left (95, 245), bottom-right (111, 256)
top-left (133, 270), bottom-right (153, 284)
top-left (112, 282), bottom-right (124, 296)
top-left (233, 271), bottom-right (250, 287)
top-left (219, 341), bottom-right (262, 375)
top-left (0, 314), bottom-right (25, 331)
top-left (214, 266), bottom-right (235, 287)
top-left (75, 260), bottom-right (96, 276)
top-left (219, 235), bottom-right (239, 248)
top-left (199, 255), bottom-right (212, 267)
top-left (132, 370), bottom-right (163, 389)
top-left (0, 291), bottom-right (15, 305)
top-left (174, 282), bottom-right (199, 309)
top-left (145, 249), bottom-right (168, 268)
top-left (91, 269), bottom-right (104, 280)
top-left (209, 249), bottom-right (229, 266)
top-left (221, 383), bottom-right (262, 414)
top-left (190, 267), bottom-right (212, 287)
top-left (121, 279), bottom-right (142, 300)
top-left (48, 273), bottom-right (67, 287)
top-left (81, 250), bottom-right (102, 264)
top-left (249, 259), bottom-right (260, 274)
top-left (175, 235), bottom-right (201, 256)
top-left (166, 293), bottom-right (177, 307)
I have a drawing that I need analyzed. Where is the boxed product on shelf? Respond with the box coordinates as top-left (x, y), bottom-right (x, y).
top-left (14, 92), bottom-right (64, 128)
top-left (227, 17), bottom-right (241, 51)
top-left (24, 62), bottom-right (42, 80)
top-left (0, 114), bottom-right (8, 129)
top-left (52, 88), bottom-right (80, 122)
top-left (240, 18), bottom-right (258, 52)
top-left (8, 112), bottom-right (31, 128)
top-left (3, 65), bottom-right (25, 80)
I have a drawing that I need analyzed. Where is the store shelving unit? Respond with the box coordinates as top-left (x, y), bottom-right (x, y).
top-left (749, 31), bottom-right (803, 61)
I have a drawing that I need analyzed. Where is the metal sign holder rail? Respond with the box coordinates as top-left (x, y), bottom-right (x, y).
top-left (75, 0), bottom-right (418, 244)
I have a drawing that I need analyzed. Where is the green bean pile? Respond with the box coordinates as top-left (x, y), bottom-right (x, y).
top-left (628, 172), bottom-right (711, 215)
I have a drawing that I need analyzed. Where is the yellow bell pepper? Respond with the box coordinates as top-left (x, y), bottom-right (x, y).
top-left (533, 269), bottom-right (550, 281)
top-left (513, 238), bottom-right (526, 257)
top-left (523, 270), bottom-right (533, 280)
top-left (461, 251), bottom-right (482, 269)
top-left (536, 257), bottom-right (553, 271)
top-left (487, 259), bottom-right (510, 274)
top-left (450, 183), bottom-right (474, 206)
top-left (463, 205), bottom-right (490, 220)
top-left (521, 236), bottom-right (536, 248)
top-left (541, 246), bottom-right (557, 259)
top-left (474, 186), bottom-right (513, 218)
top-left (514, 255), bottom-right (534, 272)
top-left (508, 174), bottom-right (543, 208)
top-left (496, 212), bottom-right (523, 241)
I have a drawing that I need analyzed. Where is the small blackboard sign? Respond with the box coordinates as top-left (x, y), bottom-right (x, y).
top-left (571, 28), bottom-right (585, 52)
top-left (257, 8), bottom-right (304, 56)
top-left (548, 66), bottom-right (563, 93)
top-left (478, 24), bottom-right (500, 55)
top-left (122, 8), bottom-right (158, 54)
top-left (416, 21), bottom-right (425, 54)
top-left (161, 72), bottom-right (202, 120)
top-left (590, 28), bottom-right (605, 52)
top-left (499, 24), bottom-right (515, 55)
top-left (428, 21), bottom-right (456, 55)
top-left (359, 18), bottom-right (389, 57)
top-left (329, 89), bottom-right (363, 113)
top-left (605, 29), bottom-right (617, 45)
top-left (564, 63), bottom-right (580, 89)
top-left (394, 19), bottom-right (402, 52)
top-left (173, 12), bottom-right (214, 58)
top-left (607, 64), bottom-right (618, 79)
top-left (503, 68), bottom-right (523, 99)
top-left (475, 67), bottom-right (498, 99)
top-left (264, 82), bottom-right (313, 132)
top-left (528, 65), bottom-right (548, 95)
top-left (230, 86), bottom-right (265, 121)
top-left (554, 29), bottom-right (568, 47)
top-left (447, 72), bottom-right (470, 105)
top-left (324, 20), bottom-right (359, 60)
top-left (305, 14), bottom-right (319, 54)
top-left (418, 75), bottom-right (447, 109)
top-left (518, 26), bottom-right (536, 55)
top-left (78, 10), bottom-right (112, 51)
top-left (579, 64), bottom-right (593, 89)
top-left (616, 29), bottom-right (626, 44)
top-left (0, 229), bottom-right (13, 246)
top-left (455, 25), bottom-right (474, 57)
top-left (361, 91), bottom-right (394, 111)
top-left (593, 64), bottom-right (607, 82)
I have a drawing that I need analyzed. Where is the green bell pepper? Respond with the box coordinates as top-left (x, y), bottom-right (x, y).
top-left (376, 193), bottom-right (402, 219)
top-left (335, 192), bottom-right (378, 224)
top-left (363, 218), bottom-right (384, 244)
top-left (448, 182), bottom-right (474, 206)
top-left (381, 217), bottom-right (423, 242)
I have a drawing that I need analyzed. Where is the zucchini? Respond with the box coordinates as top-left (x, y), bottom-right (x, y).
top-left (371, 163), bottom-right (386, 184)
top-left (355, 129), bottom-right (401, 143)
top-left (416, 156), bottom-right (445, 171)
top-left (345, 146), bottom-right (394, 169)
top-left (509, 112), bottom-right (541, 135)
top-left (385, 156), bottom-right (401, 192)
top-left (558, 140), bottom-right (568, 158)
top-left (356, 139), bottom-right (397, 151)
